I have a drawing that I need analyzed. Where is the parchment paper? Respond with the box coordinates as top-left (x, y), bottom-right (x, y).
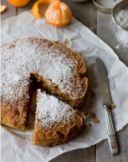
top-left (1, 11), bottom-right (128, 162)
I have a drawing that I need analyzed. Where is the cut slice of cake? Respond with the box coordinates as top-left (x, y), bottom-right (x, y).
top-left (33, 90), bottom-right (85, 146)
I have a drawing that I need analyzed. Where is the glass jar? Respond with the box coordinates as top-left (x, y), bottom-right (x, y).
top-left (70, 0), bottom-right (88, 3)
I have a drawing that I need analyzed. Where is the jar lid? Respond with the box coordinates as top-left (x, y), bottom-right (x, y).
top-left (92, 0), bottom-right (118, 13)
top-left (112, 0), bottom-right (128, 30)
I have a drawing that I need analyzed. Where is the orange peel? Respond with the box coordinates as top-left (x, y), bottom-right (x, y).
top-left (45, 1), bottom-right (72, 27)
top-left (8, 0), bottom-right (30, 7)
top-left (0, 3), bottom-right (7, 13)
top-left (32, 0), bottom-right (59, 19)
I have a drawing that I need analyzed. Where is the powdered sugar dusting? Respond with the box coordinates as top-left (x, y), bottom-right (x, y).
top-left (36, 90), bottom-right (74, 128)
top-left (1, 38), bottom-right (84, 102)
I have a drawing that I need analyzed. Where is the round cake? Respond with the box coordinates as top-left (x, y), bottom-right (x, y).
top-left (0, 37), bottom-right (88, 130)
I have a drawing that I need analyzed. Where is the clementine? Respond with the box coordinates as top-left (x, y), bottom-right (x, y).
top-left (32, 0), bottom-right (59, 19)
top-left (45, 1), bottom-right (72, 27)
top-left (8, 0), bottom-right (30, 8)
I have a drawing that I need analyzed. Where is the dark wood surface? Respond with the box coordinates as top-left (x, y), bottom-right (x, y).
top-left (1, 0), bottom-right (128, 162)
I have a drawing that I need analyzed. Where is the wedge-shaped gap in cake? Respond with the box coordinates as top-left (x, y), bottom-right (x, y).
top-left (31, 71), bottom-right (88, 108)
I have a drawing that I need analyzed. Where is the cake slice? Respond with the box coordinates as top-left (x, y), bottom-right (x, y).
top-left (33, 90), bottom-right (85, 146)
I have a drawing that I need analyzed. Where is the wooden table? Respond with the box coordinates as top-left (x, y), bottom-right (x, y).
top-left (1, 0), bottom-right (128, 162)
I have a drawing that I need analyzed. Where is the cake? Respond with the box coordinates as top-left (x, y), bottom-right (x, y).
top-left (33, 90), bottom-right (84, 146)
top-left (0, 37), bottom-right (88, 130)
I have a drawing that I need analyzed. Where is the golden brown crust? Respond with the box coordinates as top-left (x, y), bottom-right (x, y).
top-left (33, 111), bottom-right (84, 146)
top-left (1, 79), bottom-right (27, 129)
top-left (1, 99), bottom-right (28, 130)
top-left (32, 90), bottom-right (85, 146)
top-left (0, 82), bottom-right (32, 130)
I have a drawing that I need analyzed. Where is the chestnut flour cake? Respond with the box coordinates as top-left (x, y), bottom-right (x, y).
top-left (0, 37), bottom-right (88, 145)
top-left (33, 90), bottom-right (84, 146)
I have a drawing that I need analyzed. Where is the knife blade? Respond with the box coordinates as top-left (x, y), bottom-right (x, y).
top-left (96, 58), bottom-right (119, 155)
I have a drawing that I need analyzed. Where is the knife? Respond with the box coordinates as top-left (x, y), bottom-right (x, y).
top-left (96, 58), bottom-right (119, 155)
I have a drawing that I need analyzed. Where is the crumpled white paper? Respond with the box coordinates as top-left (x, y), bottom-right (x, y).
top-left (1, 11), bottom-right (128, 162)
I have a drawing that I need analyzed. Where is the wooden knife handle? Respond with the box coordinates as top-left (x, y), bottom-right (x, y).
top-left (104, 104), bottom-right (119, 155)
